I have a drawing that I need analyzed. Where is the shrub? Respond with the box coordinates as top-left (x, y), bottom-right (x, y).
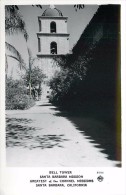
top-left (6, 77), bottom-right (35, 110)
top-left (10, 94), bottom-right (35, 110)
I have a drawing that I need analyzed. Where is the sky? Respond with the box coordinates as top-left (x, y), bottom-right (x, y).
top-left (6, 4), bottom-right (99, 73)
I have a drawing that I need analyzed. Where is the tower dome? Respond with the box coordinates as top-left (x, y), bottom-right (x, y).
top-left (42, 5), bottom-right (63, 17)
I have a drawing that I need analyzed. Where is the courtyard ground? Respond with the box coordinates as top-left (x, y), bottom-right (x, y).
top-left (6, 100), bottom-right (120, 167)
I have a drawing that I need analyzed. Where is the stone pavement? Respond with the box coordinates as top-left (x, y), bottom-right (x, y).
top-left (6, 100), bottom-right (120, 167)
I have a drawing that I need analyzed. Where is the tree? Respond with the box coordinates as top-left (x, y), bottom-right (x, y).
top-left (23, 66), bottom-right (45, 87)
top-left (5, 5), bottom-right (28, 40)
top-left (24, 47), bottom-right (46, 98)
top-left (22, 65), bottom-right (46, 99)
top-left (5, 5), bottom-right (45, 98)
top-left (5, 5), bottom-right (43, 76)
top-left (5, 5), bottom-right (28, 75)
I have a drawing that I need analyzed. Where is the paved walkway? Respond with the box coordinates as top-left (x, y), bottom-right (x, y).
top-left (6, 100), bottom-right (120, 167)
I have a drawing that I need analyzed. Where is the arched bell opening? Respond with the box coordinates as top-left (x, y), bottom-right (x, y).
top-left (50, 42), bottom-right (57, 54)
top-left (50, 21), bottom-right (56, 33)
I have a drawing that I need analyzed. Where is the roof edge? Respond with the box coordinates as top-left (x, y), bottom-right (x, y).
top-left (38, 16), bottom-right (68, 19)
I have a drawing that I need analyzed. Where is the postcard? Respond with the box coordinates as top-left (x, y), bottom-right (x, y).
top-left (0, 0), bottom-right (126, 195)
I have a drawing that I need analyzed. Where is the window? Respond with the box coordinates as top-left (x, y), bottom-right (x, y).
top-left (50, 42), bottom-right (57, 54)
top-left (50, 21), bottom-right (56, 33)
top-left (38, 20), bottom-right (41, 32)
top-left (38, 38), bottom-right (41, 52)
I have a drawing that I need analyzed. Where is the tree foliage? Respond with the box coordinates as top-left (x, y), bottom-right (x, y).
top-left (5, 42), bottom-right (26, 70)
top-left (22, 66), bottom-right (46, 87)
top-left (49, 52), bottom-right (90, 105)
top-left (5, 5), bottom-right (28, 74)
top-left (5, 5), bottom-right (28, 41)
top-left (74, 4), bottom-right (85, 11)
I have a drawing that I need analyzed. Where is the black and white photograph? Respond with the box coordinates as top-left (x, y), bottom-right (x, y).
top-left (0, 0), bottom-right (126, 194)
top-left (5, 3), bottom-right (121, 167)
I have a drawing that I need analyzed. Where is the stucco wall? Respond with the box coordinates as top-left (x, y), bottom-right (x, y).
top-left (39, 18), bottom-right (68, 33)
top-left (39, 36), bottom-right (69, 54)
top-left (38, 58), bottom-right (60, 80)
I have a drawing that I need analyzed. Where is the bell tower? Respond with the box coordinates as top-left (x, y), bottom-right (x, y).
top-left (36, 5), bottom-right (70, 99)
